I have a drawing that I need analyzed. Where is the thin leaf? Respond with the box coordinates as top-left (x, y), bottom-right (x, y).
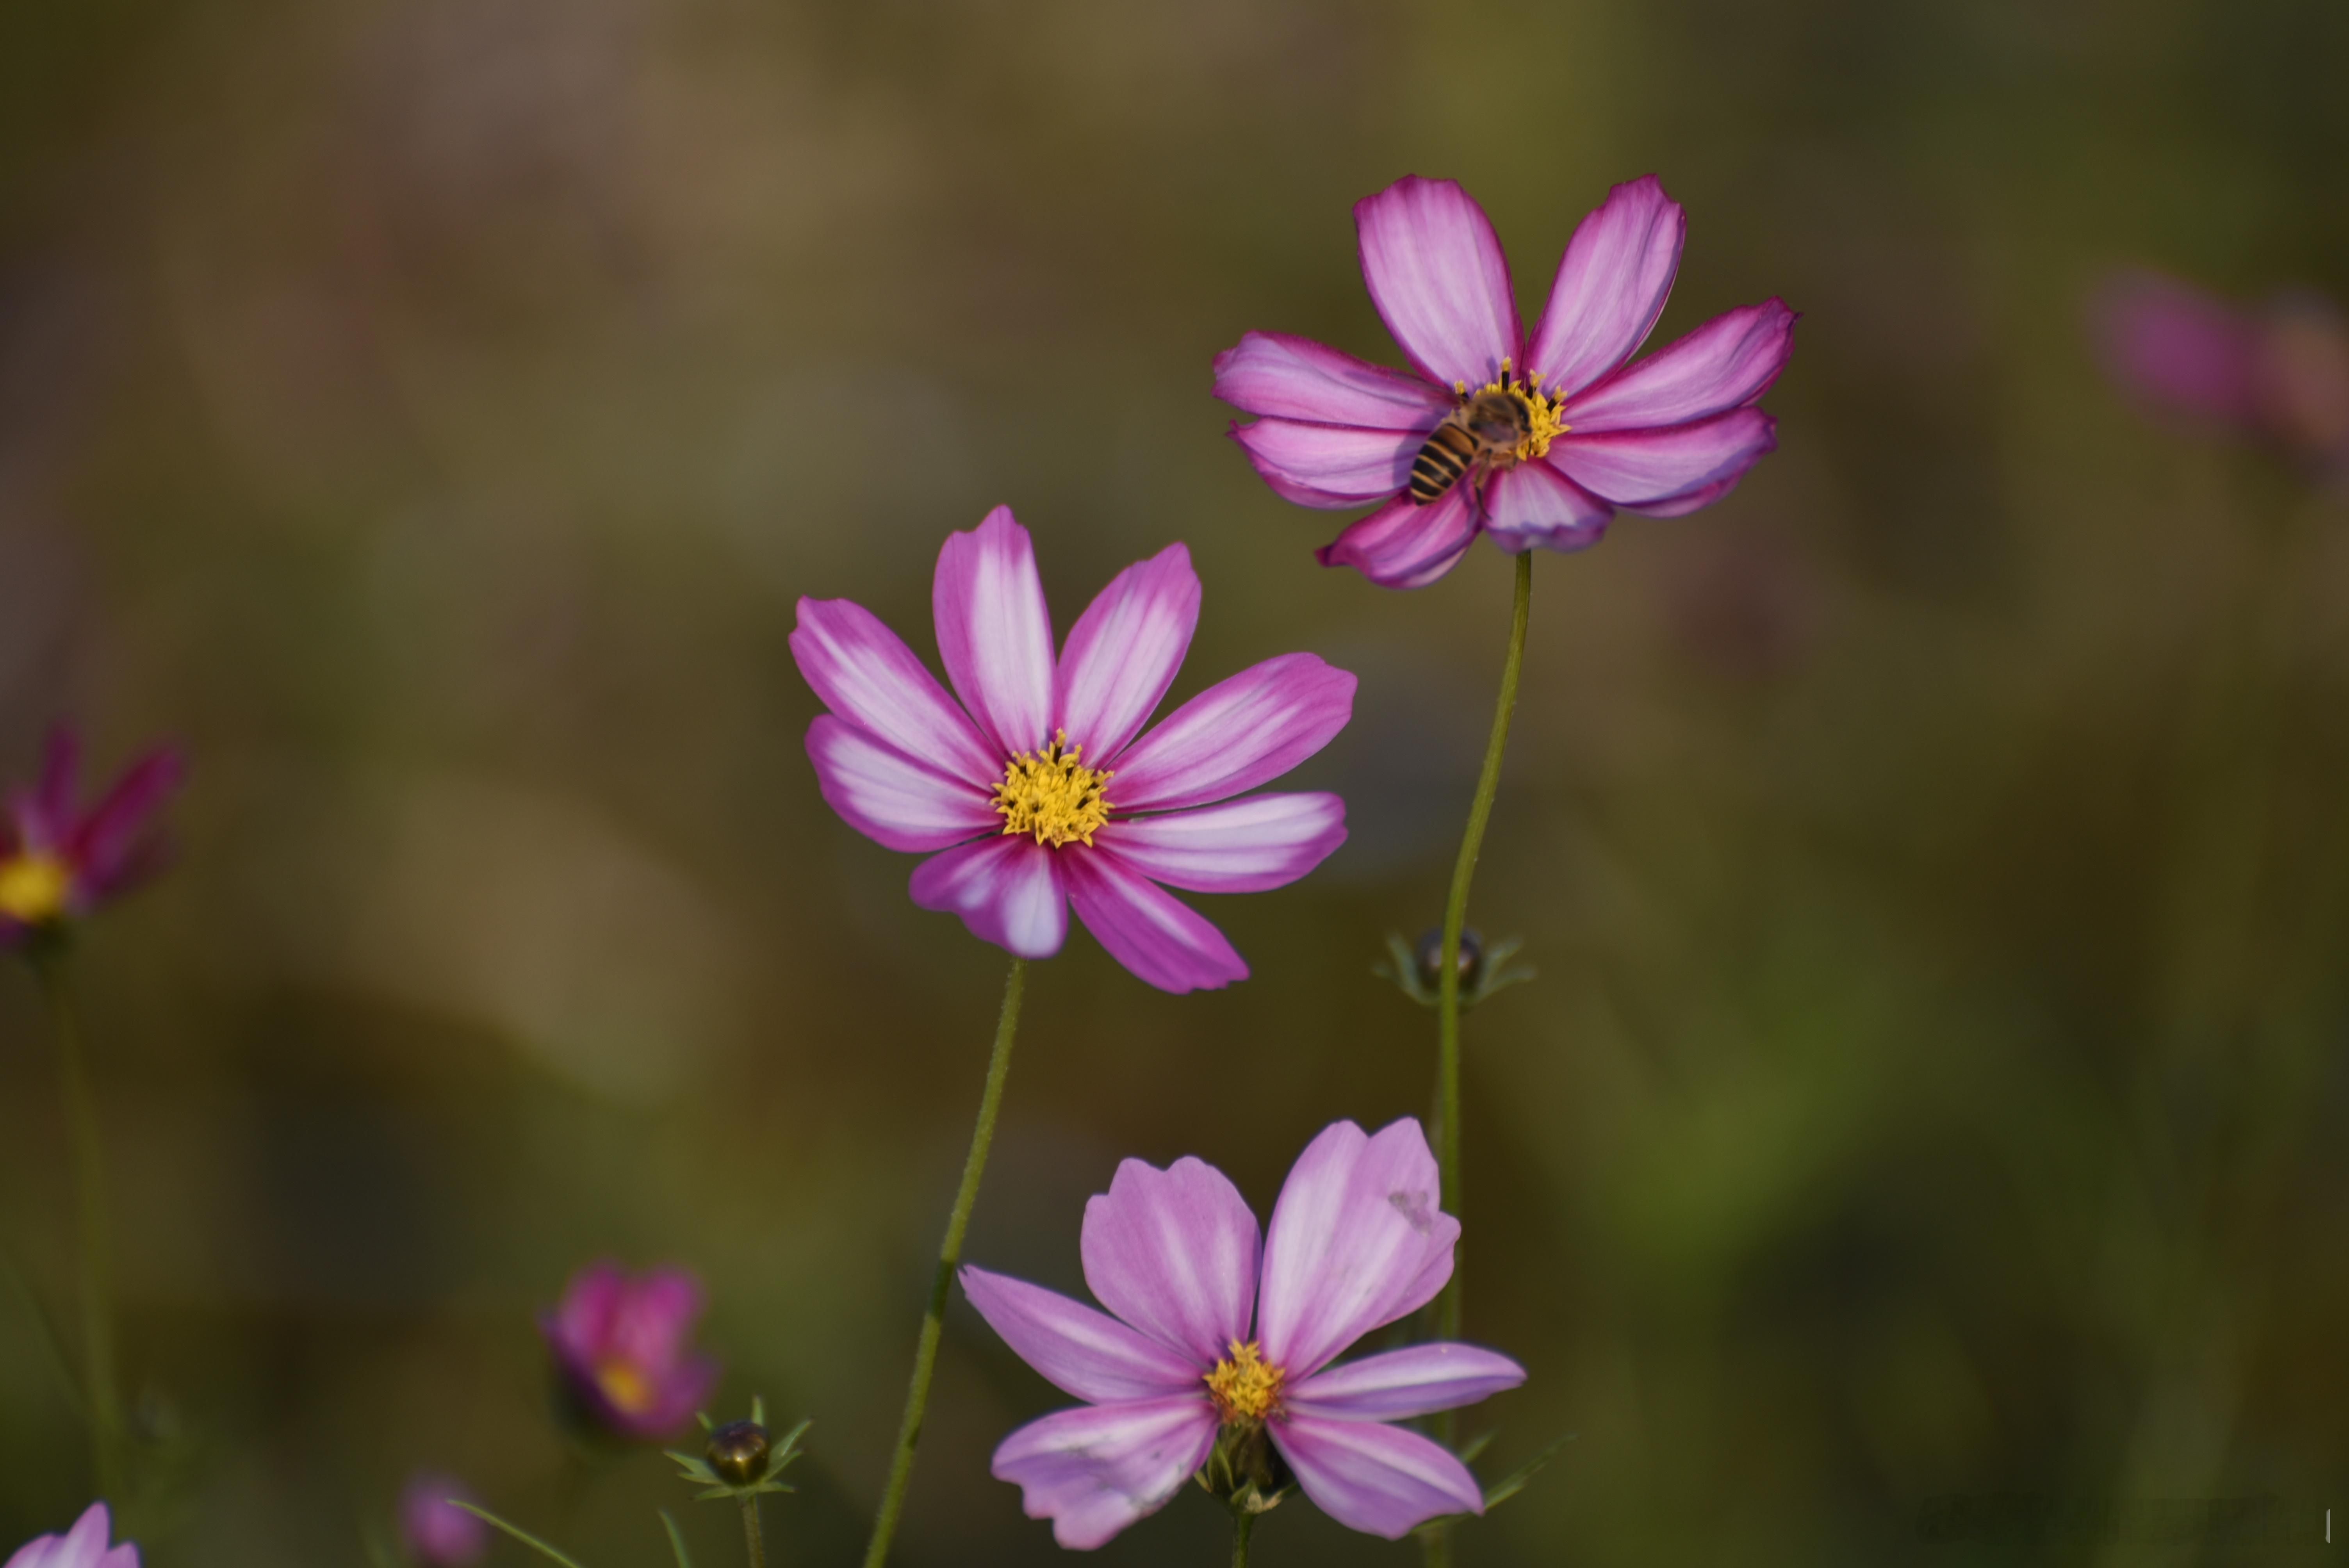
top-left (1482, 1431), bottom-right (1576, 1510)
top-left (1454, 1429), bottom-right (1496, 1466)
top-left (659, 1510), bottom-right (693, 1568)
top-left (452, 1502), bottom-right (592, 1568)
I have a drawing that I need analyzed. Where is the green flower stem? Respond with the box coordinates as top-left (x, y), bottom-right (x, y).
top-left (740, 1497), bottom-right (766, 1568)
top-left (1231, 1509), bottom-right (1256, 1568)
top-left (1422, 549), bottom-right (1533, 1568)
top-left (861, 955), bottom-right (1028, 1568)
top-left (31, 946), bottom-right (123, 1502)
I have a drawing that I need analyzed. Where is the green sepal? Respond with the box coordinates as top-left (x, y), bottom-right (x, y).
top-left (669, 1407), bottom-right (810, 1504)
top-left (1372, 933), bottom-right (1536, 1009)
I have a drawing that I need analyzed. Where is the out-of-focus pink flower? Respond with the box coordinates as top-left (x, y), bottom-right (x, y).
top-left (3, 1504), bottom-right (138, 1568)
top-left (791, 507), bottom-right (1353, 993)
top-left (962, 1119), bottom-right (1524, 1548)
top-left (398, 1473), bottom-right (489, 1567)
top-left (1216, 175), bottom-right (1796, 588)
top-left (540, 1261), bottom-right (720, 1442)
top-left (0, 726), bottom-right (185, 946)
top-left (2094, 269), bottom-right (2349, 472)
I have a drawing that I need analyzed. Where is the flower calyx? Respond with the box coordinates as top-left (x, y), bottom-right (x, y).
top-left (667, 1398), bottom-right (809, 1502)
top-left (1196, 1417), bottom-right (1295, 1519)
top-left (1376, 927), bottom-right (1535, 1010)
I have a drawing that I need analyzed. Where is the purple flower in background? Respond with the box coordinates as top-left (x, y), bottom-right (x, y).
top-left (0, 726), bottom-right (185, 945)
top-left (962, 1119), bottom-right (1524, 1548)
top-left (1217, 175), bottom-right (1796, 588)
top-left (3, 1504), bottom-right (137, 1568)
top-left (792, 506), bottom-right (1354, 993)
top-left (2094, 269), bottom-right (2349, 472)
top-left (540, 1261), bottom-right (720, 1442)
top-left (398, 1473), bottom-right (488, 1567)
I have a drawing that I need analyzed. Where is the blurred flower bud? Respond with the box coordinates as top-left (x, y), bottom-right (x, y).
top-left (400, 1472), bottom-right (489, 1568)
top-left (1413, 927), bottom-right (1483, 995)
top-left (540, 1260), bottom-right (719, 1443)
top-left (706, 1420), bottom-right (770, 1487)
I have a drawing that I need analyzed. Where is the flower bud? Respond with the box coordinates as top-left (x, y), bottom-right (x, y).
top-left (706, 1420), bottom-right (770, 1487)
top-left (1412, 927), bottom-right (1483, 994)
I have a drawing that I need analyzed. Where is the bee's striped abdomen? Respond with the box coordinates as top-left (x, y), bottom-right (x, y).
top-left (1410, 421), bottom-right (1479, 505)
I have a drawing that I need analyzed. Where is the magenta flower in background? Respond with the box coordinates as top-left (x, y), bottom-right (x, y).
top-left (0, 726), bottom-right (185, 946)
top-left (792, 506), bottom-right (1354, 993)
top-left (2094, 268), bottom-right (2349, 471)
top-left (3, 1504), bottom-right (137, 1568)
top-left (540, 1261), bottom-right (720, 1442)
top-left (398, 1473), bottom-right (488, 1567)
top-left (1216, 175), bottom-right (1797, 588)
top-left (962, 1119), bottom-right (1525, 1548)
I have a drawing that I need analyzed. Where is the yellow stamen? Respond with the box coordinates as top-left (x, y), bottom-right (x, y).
top-left (1476, 359), bottom-right (1570, 463)
top-left (593, 1357), bottom-right (658, 1416)
top-left (1204, 1340), bottom-right (1285, 1427)
top-left (991, 730), bottom-right (1112, 848)
top-left (0, 853), bottom-right (71, 925)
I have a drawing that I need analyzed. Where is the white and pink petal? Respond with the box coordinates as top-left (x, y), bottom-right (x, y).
top-left (1561, 298), bottom-right (1798, 433)
top-left (1481, 460), bottom-right (1613, 555)
top-left (1062, 849), bottom-right (1248, 994)
top-left (1545, 407), bottom-right (1777, 510)
top-left (1229, 419), bottom-right (1423, 509)
top-left (1080, 1155), bottom-right (1262, 1367)
top-left (933, 506), bottom-right (1057, 757)
top-left (960, 1267), bottom-right (1204, 1404)
top-left (1283, 1343), bottom-right (1526, 1422)
top-left (1355, 177), bottom-right (1521, 391)
top-left (990, 1397), bottom-right (1220, 1551)
top-left (1053, 544), bottom-right (1199, 764)
top-left (806, 718), bottom-right (998, 853)
top-left (1092, 794), bottom-right (1346, 894)
top-left (1109, 654), bottom-right (1355, 811)
top-left (1213, 331), bottom-right (1453, 425)
top-left (908, 835), bottom-right (1068, 959)
top-left (1269, 1414), bottom-right (1485, 1539)
top-left (1526, 175), bottom-right (1684, 399)
top-left (790, 598), bottom-right (999, 786)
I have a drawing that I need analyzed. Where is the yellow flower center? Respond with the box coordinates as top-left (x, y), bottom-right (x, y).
top-left (1453, 357), bottom-right (1572, 463)
top-left (991, 730), bottom-right (1112, 848)
top-left (0, 853), bottom-right (72, 925)
top-left (592, 1356), bottom-right (658, 1416)
top-left (1204, 1340), bottom-right (1285, 1427)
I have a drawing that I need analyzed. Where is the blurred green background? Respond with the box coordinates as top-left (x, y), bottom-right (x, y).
top-left (3, 0), bottom-right (2347, 1562)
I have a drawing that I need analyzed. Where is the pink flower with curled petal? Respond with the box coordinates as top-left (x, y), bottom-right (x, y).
top-left (4, 1504), bottom-right (138, 1568)
top-left (1217, 175), bottom-right (1797, 588)
top-left (791, 506), bottom-right (1354, 993)
top-left (962, 1118), bottom-right (1525, 1549)
top-left (539, 1261), bottom-right (720, 1443)
top-left (0, 726), bottom-right (185, 946)
top-left (398, 1473), bottom-right (489, 1567)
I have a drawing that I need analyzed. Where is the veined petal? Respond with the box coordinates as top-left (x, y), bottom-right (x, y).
top-left (1256, 1119), bottom-right (1458, 1379)
top-left (1269, 1414), bottom-right (1484, 1538)
top-left (1063, 848), bottom-right (1248, 993)
top-left (991, 1396), bottom-right (1219, 1551)
top-left (1356, 176), bottom-right (1521, 390)
top-left (961, 1266), bottom-right (1205, 1403)
top-left (1526, 175), bottom-right (1684, 399)
top-left (909, 835), bottom-right (1068, 958)
top-left (1482, 460), bottom-right (1613, 555)
top-left (1213, 331), bottom-right (1454, 425)
top-left (1093, 793), bottom-right (1346, 894)
top-left (1229, 418), bottom-right (1422, 508)
top-left (1081, 1154), bottom-right (1262, 1367)
top-left (807, 718), bottom-right (999, 852)
top-left (934, 506), bottom-right (1056, 756)
top-left (1563, 298), bottom-right (1798, 433)
top-left (1285, 1343), bottom-right (1526, 1421)
top-left (1054, 543), bottom-right (1200, 764)
top-left (1109, 654), bottom-right (1356, 811)
top-left (68, 748), bottom-right (185, 895)
top-left (1546, 408), bottom-right (1777, 509)
top-left (790, 597), bottom-right (998, 786)
top-left (1313, 486), bottom-right (1480, 590)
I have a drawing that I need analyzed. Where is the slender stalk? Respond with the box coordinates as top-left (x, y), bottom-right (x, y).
top-left (1231, 1509), bottom-right (1256, 1568)
top-left (1421, 550), bottom-right (1533, 1568)
top-left (739, 1497), bottom-right (766, 1568)
top-left (31, 946), bottom-right (124, 1501)
top-left (861, 956), bottom-right (1028, 1568)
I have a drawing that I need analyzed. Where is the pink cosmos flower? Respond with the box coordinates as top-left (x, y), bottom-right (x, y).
top-left (962, 1119), bottom-right (1525, 1548)
top-left (1217, 175), bottom-right (1797, 588)
top-left (791, 507), bottom-right (1354, 993)
top-left (399, 1473), bottom-right (489, 1567)
top-left (540, 1261), bottom-right (720, 1442)
top-left (2094, 269), bottom-right (2349, 472)
top-left (0, 727), bottom-right (185, 946)
top-left (3, 1504), bottom-right (137, 1568)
